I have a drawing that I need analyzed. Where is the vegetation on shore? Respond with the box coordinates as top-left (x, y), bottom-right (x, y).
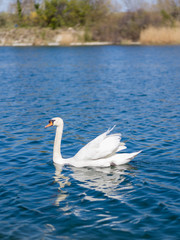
top-left (140, 25), bottom-right (180, 45)
top-left (0, 27), bottom-right (85, 46)
top-left (0, 0), bottom-right (180, 45)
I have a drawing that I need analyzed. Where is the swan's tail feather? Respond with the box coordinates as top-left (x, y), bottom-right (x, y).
top-left (107, 125), bottom-right (116, 134)
top-left (112, 150), bottom-right (142, 165)
top-left (128, 150), bottom-right (142, 160)
top-left (116, 145), bottom-right (127, 152)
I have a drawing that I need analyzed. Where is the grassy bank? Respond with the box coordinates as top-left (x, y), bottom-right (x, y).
top-left (0, 27), bottom-right (85, 46)
top-left (1, 26), bottom-right (180, 46)
top-left (140, 26), bottom-right (180, 45)
top-left (0, 27), bottom-right (137, 46)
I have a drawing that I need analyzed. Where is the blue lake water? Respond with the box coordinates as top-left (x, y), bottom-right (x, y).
top-left (0, 46), bottom-right (179, 239)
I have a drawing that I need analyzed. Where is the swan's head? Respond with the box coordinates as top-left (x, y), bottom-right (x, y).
top-left (45, 117), bottom-right (63, 128)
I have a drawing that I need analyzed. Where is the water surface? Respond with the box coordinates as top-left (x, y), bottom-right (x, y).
top-left (0, 46), bottom-right (179, 239)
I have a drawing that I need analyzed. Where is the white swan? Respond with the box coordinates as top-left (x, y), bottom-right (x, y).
top-left (45, 117), bottom-right (141, 167)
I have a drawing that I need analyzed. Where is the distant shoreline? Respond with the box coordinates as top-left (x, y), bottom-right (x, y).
top-left (0, 27), bottom-right (140, 46)
top-left (1, 42), bottom-right (180, 47)
top-left (0, 27), bottom-right (180, 46)
top-left (0, 41), bottom-right (141, 47)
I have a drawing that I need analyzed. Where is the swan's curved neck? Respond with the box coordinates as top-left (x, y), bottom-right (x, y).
top-left (53, 125), bottom-right (63, 163)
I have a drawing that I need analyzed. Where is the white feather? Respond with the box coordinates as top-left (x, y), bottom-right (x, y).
top-left (74, 128), bottom-right (125, 161)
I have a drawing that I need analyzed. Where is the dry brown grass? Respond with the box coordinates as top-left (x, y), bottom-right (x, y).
top-left (60, 30), bottom-right (78, 45)
top-left (140, 26), bottom-right (180, 45)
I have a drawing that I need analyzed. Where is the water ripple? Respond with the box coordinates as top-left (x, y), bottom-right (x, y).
top-left (0, 46), bottom-right (179, 239)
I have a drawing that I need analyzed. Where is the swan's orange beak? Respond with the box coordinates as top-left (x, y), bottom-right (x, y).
top-left (45, 120), bottom-right (53, 128)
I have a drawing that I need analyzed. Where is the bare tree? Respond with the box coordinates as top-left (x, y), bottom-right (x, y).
top-left (121, 0), bottom-right (151, 11)
top-left (8, 0), bottom-right (43, 14)
top-left (156, 0), bottom-right (180, 19)
top-left (156, 0), bottom-right (179, 11)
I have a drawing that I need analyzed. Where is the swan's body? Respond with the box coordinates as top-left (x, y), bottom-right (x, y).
top-left (45, 117), bottom-right (141, 167)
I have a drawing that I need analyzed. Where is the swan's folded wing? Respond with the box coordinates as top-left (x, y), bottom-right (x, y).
top-left (74, 128), bottom-right (126, 161)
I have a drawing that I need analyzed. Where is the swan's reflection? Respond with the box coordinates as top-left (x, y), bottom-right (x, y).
top-left (53, 163), bottom-right (135, 205)
top-left (53, 163), bottom-right (71, 206)
top-left (70, 165), bottom-right (135, 201)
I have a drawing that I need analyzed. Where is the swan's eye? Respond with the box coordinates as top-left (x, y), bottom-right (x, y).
top-left (45, 119), bottom-right (55, 128)
top-left (49, 120), bottom-right (55, 124)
